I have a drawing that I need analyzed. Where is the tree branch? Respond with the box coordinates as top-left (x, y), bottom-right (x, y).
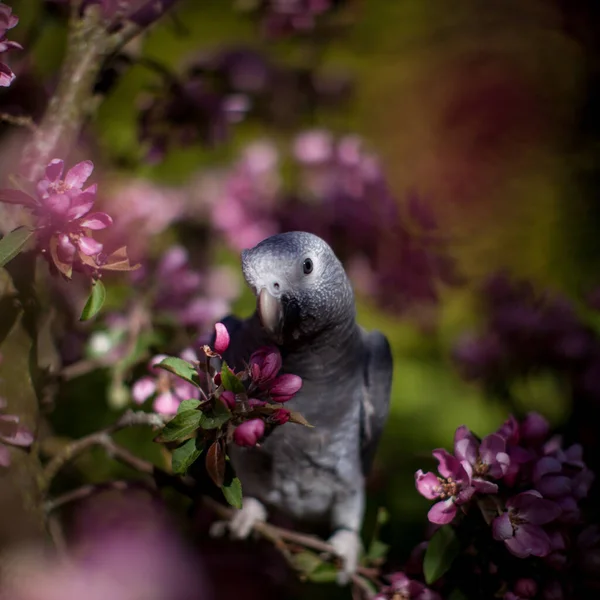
top-left (40, 410), bottom-right (164, 490)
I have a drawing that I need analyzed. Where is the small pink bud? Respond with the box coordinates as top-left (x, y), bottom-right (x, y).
top-left (233, 419), bottom-right (265, 447)
top-left (220, 390), bottom-right (236, 409)
top-left (214, 372), bottom-right (222, 386)
top-left (268, 374), bottom-right (302, 402)
top-left (249, 346), bottom-right (282, 387)
top-left (214, 322), bottom-right (230, 354)
top-left (271, 408), bottom-right (290, 425)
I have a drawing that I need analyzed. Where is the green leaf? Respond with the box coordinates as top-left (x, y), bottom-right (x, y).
top-left (0, 227), bottom-right (34, 268)
top-left (307, 563), bottom-right (339, 583)
top-left (155, 410), bottom-right (203, 442)
top-left (366, 540), bottom-right (390, 562)
top-left (156, 357), bottom-right (200, 387)
top-left (220, 361), bottom-right (245, 393)
top-left (423, 525), bottom-right (460, 585)
top-left (178, 399), bottom-right (201, 413)
top-left (80, 279), bottom-right (106, 321)
top-left (221, 458), bottom-right (243, 509)
top-left (198, 399), bottom-right (231, 429)
top-left (292, 551), bottom-right (323, 575)
top-left (172, 438), bottom-right (204, 474)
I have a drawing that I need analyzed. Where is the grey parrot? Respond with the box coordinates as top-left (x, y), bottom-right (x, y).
top-left (212, 231), bottom-right (393, 582)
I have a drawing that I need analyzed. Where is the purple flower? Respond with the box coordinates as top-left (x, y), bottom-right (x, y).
top-left (0, 2), bottom-right (21, 88)
top-left (492, 491), bottom-right (561, 558)
top-left (415, 449), bottom-right (475, 525)
top-left (233, 418), bottom-right (265, 447)
top-left (213, 322), bottom-right (230, 355)
top-left (454, 426), bottom-right (510, 493)
top-left (249, 346), bottom-right (282, 387)
top-left (267, 373), bottom-right (303, 403)
top-left (132, 352), bottom-right (200, 415)
top-left (375, 572), bottom-right (441, 600)
top-left (0, 159), bottom-right (136, 279)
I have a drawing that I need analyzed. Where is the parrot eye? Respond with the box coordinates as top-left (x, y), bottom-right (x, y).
top-left (302, 258), bottom-right (313, 275)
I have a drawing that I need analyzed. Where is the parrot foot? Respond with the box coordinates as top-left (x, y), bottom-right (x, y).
top-left (326, 528), bottom-right (362, 586)
top-left (209, 497), bottom-right (267, 540)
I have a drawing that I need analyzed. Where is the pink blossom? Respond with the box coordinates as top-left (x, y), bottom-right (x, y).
top-left (454, 426), bottom-right (510, 493)
top-left (270, 408), bottom-right (290, 425)
top-left (0, 159), bottom-right (136, 279)
top-left (0, 408), bottom-right (34, 468)
top-left (415, 449), bottom-right (475, 525)
top-left (0, 2), bottom-right (21, 88)
top-left (492, 491), bottom-right (561, 558)
top-left (233, 418), bottom-right (265, 447)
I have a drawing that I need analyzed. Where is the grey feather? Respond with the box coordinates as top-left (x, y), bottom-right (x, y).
top-left (359, 328), bottom-right (393, 475)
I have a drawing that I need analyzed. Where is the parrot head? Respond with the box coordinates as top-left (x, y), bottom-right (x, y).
top-left (241, 231), bottom-right (355, 344)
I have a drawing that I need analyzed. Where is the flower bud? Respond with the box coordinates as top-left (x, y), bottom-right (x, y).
top-left (214, 322), bottom-right (230, 354)
top-left (249, 346), bottom-right (282, 387)
top-left (233, 419), bottom-right (265, 447)
top-left (220, 391), bottom-right (236, 409)
top-left (271, 408), bottom-right (290, 425)
top-left (268, 374), bottom-right (302, 403)
top-left (213, 372), bottom-right (222, 386)
top-left (248, 398), bottom-right (267, 408)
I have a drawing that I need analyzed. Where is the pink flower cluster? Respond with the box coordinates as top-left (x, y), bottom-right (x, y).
top-left (0, 159), bottom-right (136, 279)
top-left (0, 2), bottom-right (21, 88)
top-left (412, 413), bottom-right (598, 599)
top-left (416, 413), bottom-right (594, 560)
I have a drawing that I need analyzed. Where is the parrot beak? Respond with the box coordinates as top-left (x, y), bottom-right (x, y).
top-left (257, 287), bottom-right (284, 342)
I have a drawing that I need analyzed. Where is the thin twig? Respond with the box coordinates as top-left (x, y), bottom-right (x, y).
top-left (45, 479), bottom-right (157, 512)
top-left (0, 113), bottom-right (37, 132)
top-left (41, 410), bottom-right (164, 489)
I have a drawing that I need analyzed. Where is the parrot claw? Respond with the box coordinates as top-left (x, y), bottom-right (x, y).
top-left (326, 528), bottom-right (362, 586)
top-left (210, 497), bottom-right (267, 540)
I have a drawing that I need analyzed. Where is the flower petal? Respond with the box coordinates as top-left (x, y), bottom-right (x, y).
top-left (56, 233), bottom-right (76, 263)
top-left (454, 425), bottom-right (478, 464)
top-left (536, 475), bottom-right (572, 499)
top-left (480, 433), bottom-right (506, 464)
top-left (415, 470), bottom-right (441, 500)
top-left (473, 479), bottom-right (498, 494)
top-left (153, 391), bottom-right (180, 415)
top-left (131, 376), bottom-right (156, 404)
top-left (79, 212), bottom-right (113, 230)
top-left (514, 523), bottom-right (552, 557)
top-left (66, 192), bottom-right (95, 220)
top-left (77, 236), bottom-right (103, 256)
top-left (64, 160), bottom-right (94, 189)
top-left (534, 456), bottom-right (562, 481)
top-left (492, 512), bottom-right (514, 541)
top-left (427, 498), bottom-right (457, 525)
top-left (0, 425), bottom-right (34, 447)
top-left (42, 193), bottom-right (70, 216)
top-left (45, 158), bottom-right (64, 182)
top-left (433, 449), bottom-right (469, 482)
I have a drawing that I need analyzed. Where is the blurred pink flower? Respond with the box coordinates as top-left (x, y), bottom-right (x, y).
top-left (0, 159), bottom-right (137, 279)
top-left (1, 491), bottom-right (210, 600)
top-left (132, 351), bottom-right (199, 415)
top-left (0, 2), bottom-right (21, 88)
top-left (103, 179), bottom-right (186, 258)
